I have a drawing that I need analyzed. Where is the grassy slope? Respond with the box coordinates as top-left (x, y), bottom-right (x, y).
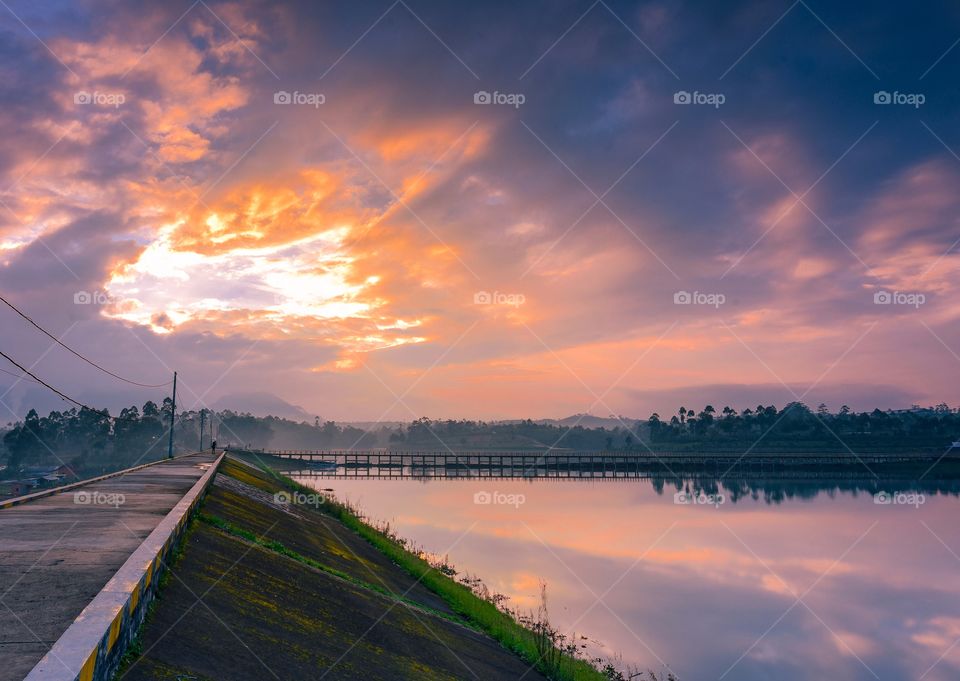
top-left (238, 454), bottom-right (607, 681)
top-left (117, 456), bottom-right (606, 680)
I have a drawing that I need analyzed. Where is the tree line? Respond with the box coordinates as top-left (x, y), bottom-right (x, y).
top-left (2, 402), bottom-right (168, 476)
top-left (646, 401), bottom-right (959, 450)
top-left (3, 401), bottom-right (959, 477)
top-left (0, 403), bottom-right (385, 475)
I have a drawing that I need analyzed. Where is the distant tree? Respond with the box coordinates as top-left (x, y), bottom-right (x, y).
top-left (3, 409), bottom-right (42, 471)
top-left (143, 401), bottom-right (161, 419)
top-left (219, 413), bottom-right (273, 448)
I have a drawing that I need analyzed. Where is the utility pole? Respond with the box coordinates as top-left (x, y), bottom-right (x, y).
top-left (167, 371), bottom-right (177, 459)
top-left (199, 408), bottom-right (206, 452)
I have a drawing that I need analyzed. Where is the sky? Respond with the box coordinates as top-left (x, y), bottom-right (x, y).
top-left (0, 0), bottom-right (958, 421)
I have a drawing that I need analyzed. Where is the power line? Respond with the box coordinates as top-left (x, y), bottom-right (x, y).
top-left (0, 349), bottom-right (179, 426)
top-left (0, 347), bottom-right (110, 416)
top-left (0, 365), bottom-right (43, 385)
top-left (0, 293), bottom-right (173, 388)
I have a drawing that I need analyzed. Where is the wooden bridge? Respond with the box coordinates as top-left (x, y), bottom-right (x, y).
top-left (227, 448), bottom-right (957, 480)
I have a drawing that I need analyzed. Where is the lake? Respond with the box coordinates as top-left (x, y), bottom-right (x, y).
top-left (293, 472), bottom-right (960, 680)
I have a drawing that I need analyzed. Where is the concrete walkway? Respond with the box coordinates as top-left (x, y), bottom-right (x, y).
top-left (0, 453), bottom-right (218, 681)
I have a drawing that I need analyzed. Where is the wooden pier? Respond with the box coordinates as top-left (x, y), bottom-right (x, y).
top-left (227, 448), bottom-right (957, 480)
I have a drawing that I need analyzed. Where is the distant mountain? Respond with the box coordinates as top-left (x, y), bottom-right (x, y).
top-left (211, 392), bottom-right (314, 422)
top-left (495, 413), bottom-right (638, 429)
top-left (551, 413), bottom-right (638, 429)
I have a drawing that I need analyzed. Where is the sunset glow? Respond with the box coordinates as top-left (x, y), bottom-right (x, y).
top-left (4, 5), bottom-right (960, 681)
top-left (0, 0), bottom-right (957, 420)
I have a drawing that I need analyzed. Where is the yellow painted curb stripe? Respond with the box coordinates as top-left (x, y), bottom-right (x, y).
top-left (107, 610), bottom-right (122, 651)
top-left (128, 583), bottom-right (141, 614)
top-left (79, 649), bottom-right (97, 681)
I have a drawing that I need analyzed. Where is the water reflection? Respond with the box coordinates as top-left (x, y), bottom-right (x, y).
top-left (286, 471), bottom-right (960, 680)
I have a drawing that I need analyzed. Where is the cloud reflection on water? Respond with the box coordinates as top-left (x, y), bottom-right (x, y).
top-left (296, 476), bottom-right (960, 680)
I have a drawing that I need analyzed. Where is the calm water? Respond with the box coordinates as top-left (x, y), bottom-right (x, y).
top-left (294, 473), bottom-right (960, 681)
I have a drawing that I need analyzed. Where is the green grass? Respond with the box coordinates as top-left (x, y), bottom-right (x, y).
top-left (197, 512), bottom-right (468, 626)
top-left (242, 455), bottom-right (609, 681)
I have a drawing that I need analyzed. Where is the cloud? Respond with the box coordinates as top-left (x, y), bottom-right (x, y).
top-left (0, 0), bottom-right (958, 419)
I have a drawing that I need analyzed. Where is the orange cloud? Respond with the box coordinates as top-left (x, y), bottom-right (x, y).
top-left (170, 169), bottom-right (367, 254)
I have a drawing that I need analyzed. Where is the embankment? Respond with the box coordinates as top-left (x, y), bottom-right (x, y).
top-left (116, 456), bottom-right (606, 681)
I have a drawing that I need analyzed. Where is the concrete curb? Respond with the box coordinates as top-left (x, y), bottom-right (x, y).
top-left (1, 452), bottom-right (207, 510)
top-left (23, 453), bottom-right (224, 681)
